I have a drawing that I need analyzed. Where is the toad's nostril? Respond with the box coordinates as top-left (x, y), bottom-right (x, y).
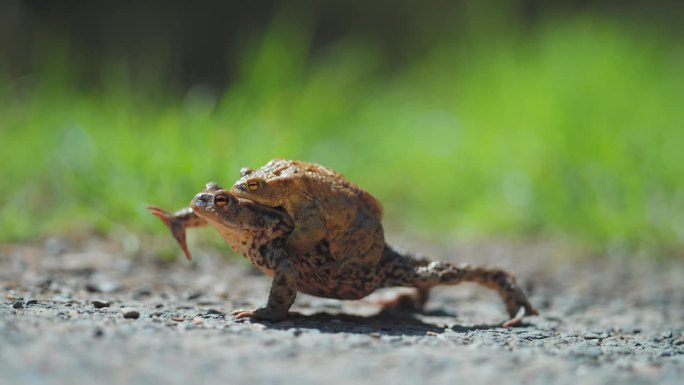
top-left (192, 192), bottom-right (212, 207)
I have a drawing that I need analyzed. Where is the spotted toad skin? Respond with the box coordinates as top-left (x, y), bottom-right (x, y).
top-left (148, 186), bottom-right (538, 326)
top-left (231, 159), bottom-right (384, 269)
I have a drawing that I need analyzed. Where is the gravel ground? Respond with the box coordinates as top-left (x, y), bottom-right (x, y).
top-left (1, 238), bottom-right (683, 385)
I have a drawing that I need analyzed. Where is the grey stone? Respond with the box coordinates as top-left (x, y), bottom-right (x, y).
top-left (122, 308), bottom-right (140, 319)
top-left (91, 300), bottom-right (110, 308)
top-left (583, 331), bottom-right (603, 340)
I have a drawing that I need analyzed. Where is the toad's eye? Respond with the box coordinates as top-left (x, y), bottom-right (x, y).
top-left (247, 180), bottom-right (260, 191)
top-left (214, 194), bottom-right (230, 206)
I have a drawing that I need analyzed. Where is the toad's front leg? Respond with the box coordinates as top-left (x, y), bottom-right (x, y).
top-left (233, 245), bottom-right (298, 322)
top-left (285, 201), bottom-right (327, 257)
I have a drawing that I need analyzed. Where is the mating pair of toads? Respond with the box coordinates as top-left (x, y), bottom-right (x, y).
top-left (149, 159), bottom-right (538, 327)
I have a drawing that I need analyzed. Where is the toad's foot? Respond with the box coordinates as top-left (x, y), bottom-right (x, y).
top-left (371, 288), bottom-right (430, 313)
top-left (502, 307), bottom-right (528, 327)
top-left (501, 285), bottom-right (539, 327)
top-left (231, 308), bottom-right (289, 322)
top-left (147, 206), bottom-right (207, 260)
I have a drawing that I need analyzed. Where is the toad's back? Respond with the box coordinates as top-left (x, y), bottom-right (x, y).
top-left (233, 159), bottom-right (385, 267)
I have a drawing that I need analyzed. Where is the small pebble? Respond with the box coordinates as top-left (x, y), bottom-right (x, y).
top-left (92, 300), bottom-right (110, 309)
top-left (86, 279), bottom-right (120, 294)
top-left (519, 330), bottom-right (551, 340)
top-left (12, 301), bottom-right (24, 309)
top-left (94, 328), bottom-right (104, 338)
top-left (85, 283), bottom-right (100, 293)
top-left (171, 316), bottom-right (185, 322)
top-left (191, 317), bottom-right (204, 325)
top-left (583, 332), bottom-right (603, 340)
top-left (122, 308), bottom-right (140, 319)
top-left (26, 299), bottom-right (38, 306)
top-left (426, 331), bottom-right (439, 337)
top-left (185, 291), bottom-right (203, 300)
top-left (206, 308), bottom-right (224, 315)
top-left (5, 294), bottom-right (17, 301)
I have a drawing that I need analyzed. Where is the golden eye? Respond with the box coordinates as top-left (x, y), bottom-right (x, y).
top-left (247, 180), bottom-right (260, 191)
top-left (214, 194), bottom-right (229, 206)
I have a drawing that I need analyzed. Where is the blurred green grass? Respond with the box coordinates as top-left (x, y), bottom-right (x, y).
top-left (1, 13), bottom-right (683, 258)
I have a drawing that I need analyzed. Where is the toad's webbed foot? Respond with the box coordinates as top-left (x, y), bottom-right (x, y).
top-left (500, 282), bottom-right (538, 326)
top-left (147, 206), bottom-right (207, 260)
top-left (372, 288), bottom-right (430, 313)
top-left (502, 306), bottom-right (529, 328)
top-left (231, 308), bottom-right (289, 322)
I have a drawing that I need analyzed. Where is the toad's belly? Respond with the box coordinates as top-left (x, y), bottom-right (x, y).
top-left (238, 240), bottom-right (382, 300)
top-left (294, 264), bottom-right (382, 300)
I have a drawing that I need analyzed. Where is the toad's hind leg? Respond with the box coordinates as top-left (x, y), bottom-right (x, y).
top-left (379, 249), bottom-right (538, 326)
top-left (373, 256), bottom-right (431, 312)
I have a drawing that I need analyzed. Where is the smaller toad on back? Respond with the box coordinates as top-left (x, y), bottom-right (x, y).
top-left (232, 159), bottom-right (384, 266)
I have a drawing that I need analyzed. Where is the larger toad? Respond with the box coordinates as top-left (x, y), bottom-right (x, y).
top-left (148, 186), bottom-right (538, 326)
top-left (232, 159), bottom-right (384, 268)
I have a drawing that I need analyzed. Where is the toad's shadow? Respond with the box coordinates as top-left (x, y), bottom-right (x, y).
top-left (244, 309), bottom-right (507, 336)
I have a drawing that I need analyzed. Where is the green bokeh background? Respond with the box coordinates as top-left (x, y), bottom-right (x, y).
top-left (1, 2), bottom-right (683, 258)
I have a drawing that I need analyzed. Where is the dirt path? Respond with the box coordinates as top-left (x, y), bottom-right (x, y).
top-left (1, 239), bottom-right (683, 385)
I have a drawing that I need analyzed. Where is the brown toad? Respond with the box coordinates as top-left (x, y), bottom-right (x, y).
top-left (232, 159), bottom-right (384, 268)
top-left (148, 186), bottom-right (538, 326)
